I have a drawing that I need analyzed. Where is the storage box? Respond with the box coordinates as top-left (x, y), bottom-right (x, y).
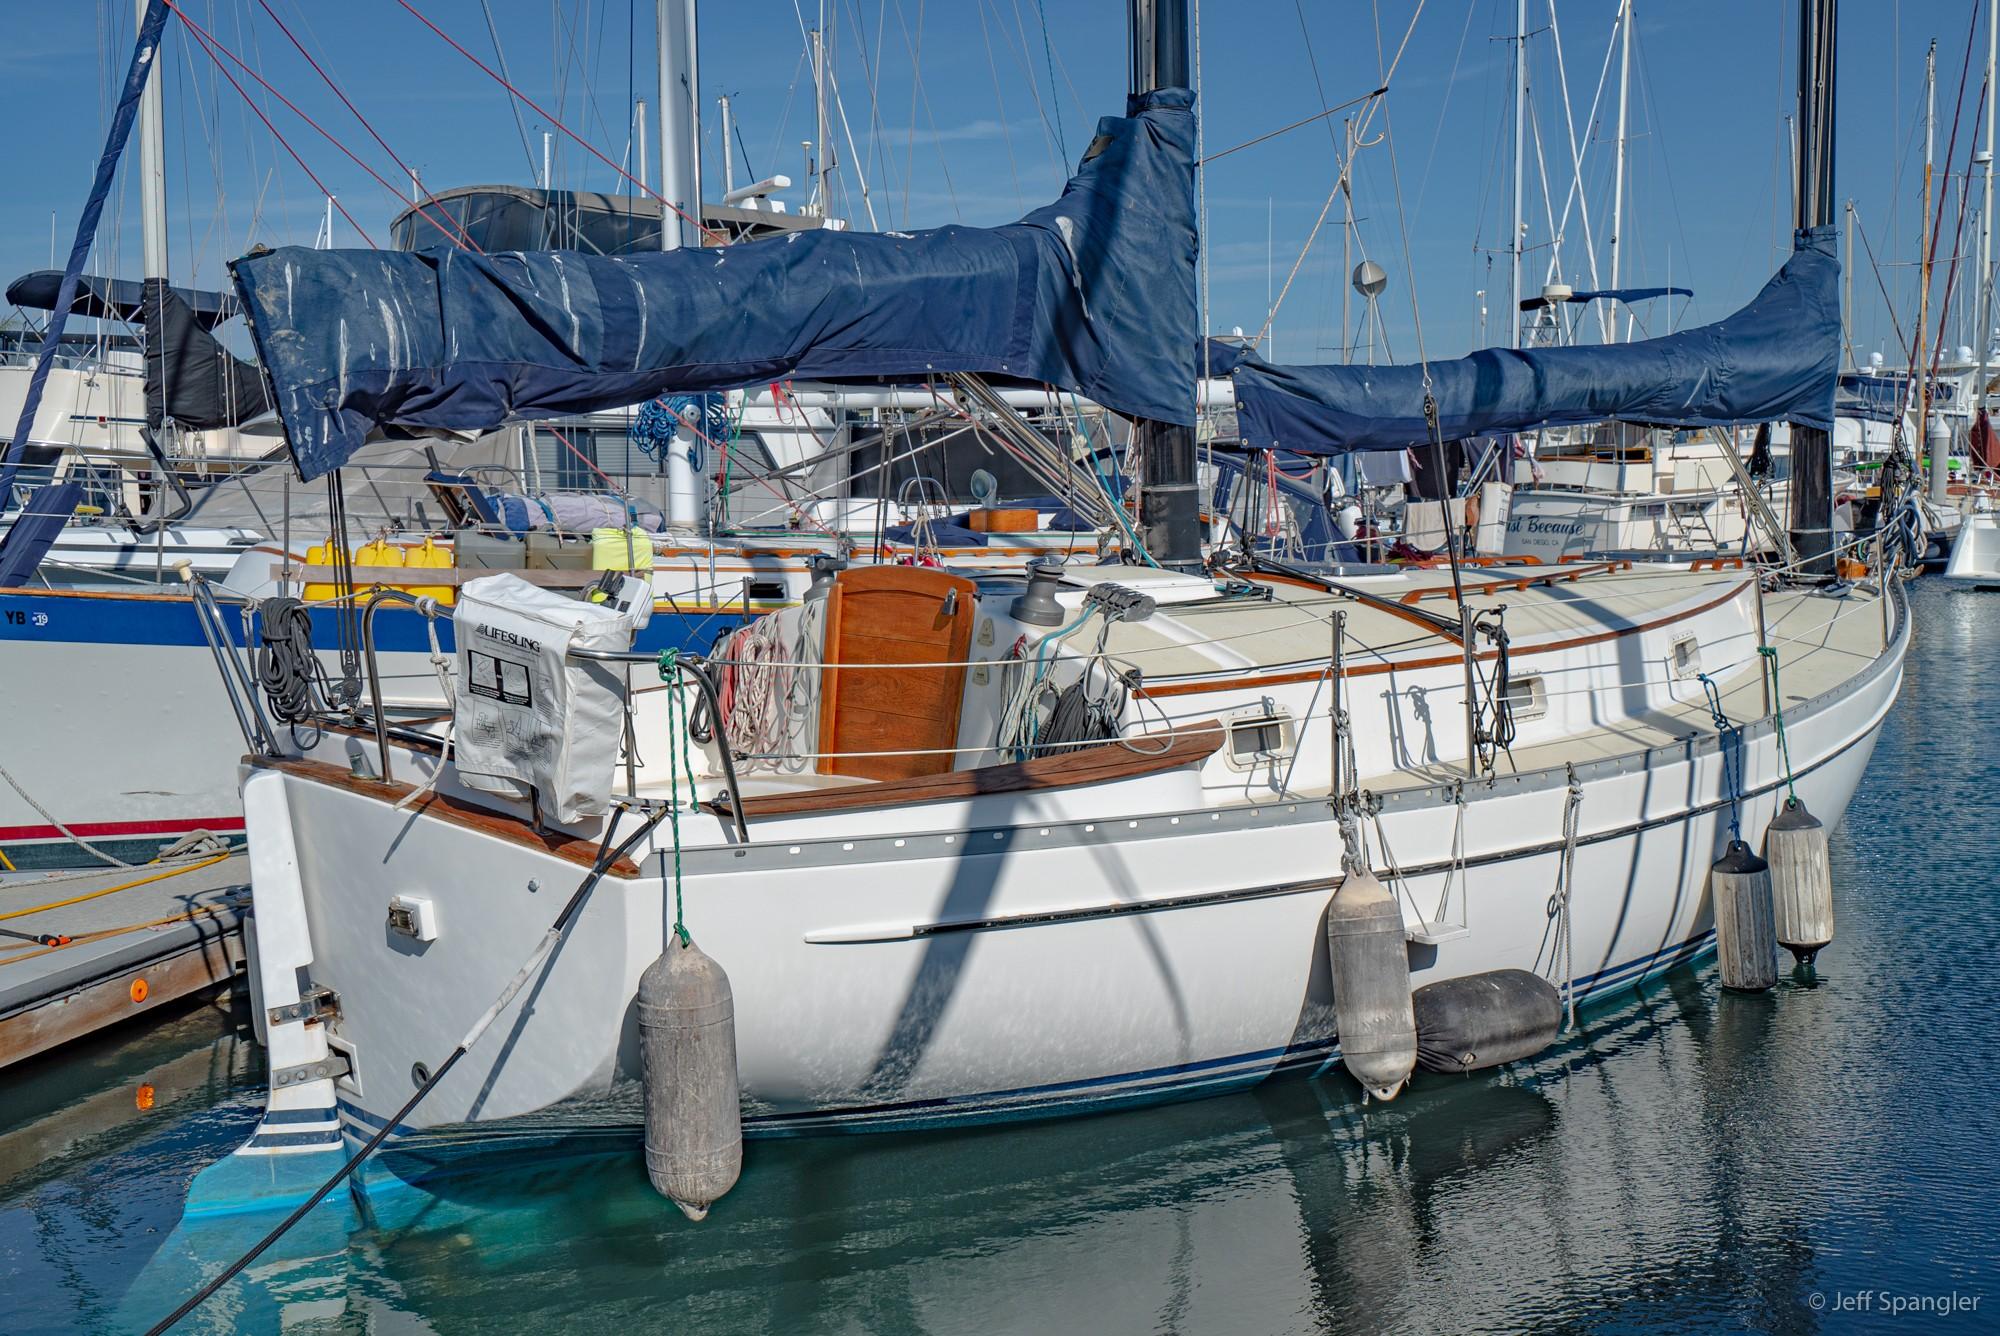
top-left (966, 507), bottom-right (1040, 533)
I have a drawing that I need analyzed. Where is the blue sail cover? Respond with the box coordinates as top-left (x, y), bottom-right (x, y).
top-left (1519, 285), bottom-right (1692, 309)
top-left (233, 90), bottom-right (1197, 482)
top-left (1216, 227), bottom-right (1839, 454)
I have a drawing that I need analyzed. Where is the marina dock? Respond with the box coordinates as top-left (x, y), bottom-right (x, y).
top-left (0, 853), bottom-right (249, 1069)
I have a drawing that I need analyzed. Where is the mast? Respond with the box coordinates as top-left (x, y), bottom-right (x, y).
top-left (137, 0), bottom-right (167, 285)
top-left (1789, 0), bottom-right (1839, 574)
top-left (1609, 0), bottom-right (1631, 342)
top-left (1341, 117), bottom-right (1354, 362)
top-left (1129, 0), bottom-right (1200, 568)
top-left (0, 0), bottom-right (169, 525)
top-left (718, 94), bottom-right (734, 198)
top-left (636, 99), bottom-right (649, 193)
top-left (1511, 0), bottom-right (1526, 348)
top-left (1976, 0), bottom-right (1997, 430)
top-left (657, 0), bottom-right (701, 250)
top-left (812, 25), bottom-right (831, 216)
top-left (1922, 39), bottom-right (1942, 503)
top-left (137, 0), bottom-right (173, 471)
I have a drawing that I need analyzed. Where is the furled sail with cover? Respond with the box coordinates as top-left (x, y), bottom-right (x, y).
top-left (1211, 226), bottom-right (1839, 455)
top-left (231, 90), bottom-right (1197, 482)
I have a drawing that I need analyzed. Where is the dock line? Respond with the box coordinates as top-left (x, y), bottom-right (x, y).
top-left (0, 855), bottom-right (233, 925)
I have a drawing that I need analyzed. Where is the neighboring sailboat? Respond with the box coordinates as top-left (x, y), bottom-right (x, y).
top-left (0, 0), bottom-right (1243, 870)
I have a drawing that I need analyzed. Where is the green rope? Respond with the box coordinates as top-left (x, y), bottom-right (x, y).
top-left (657, 648), bottom-right (692, 946)
top-left (715, 395), bottom-right (746, 534)
top-left (1757, 645), bottom-right (1798, 803)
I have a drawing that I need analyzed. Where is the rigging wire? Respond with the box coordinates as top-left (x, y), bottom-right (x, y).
top-left (393, 0), bottom-right (726, 243)
top-left (972, 0), bottom-right (1025, 205)
top-left (166, 2), bottom-right (464, 249)
top-left (1254, 1), bottom-right (1427, 344)
top-left (1627, 19), bottom-right (1703, 329)
top-left (248, 0), bottom-right (474, 247)
top-left (166, 4), bottom-right (376, 246)
top-left (1197, 90), bottom-right (1384, 166)
top-left (1032, 0), bottom-right (1067, 163)
top-left (1893, 3), bottom-right (1984, 439)
top-left (477, 0), bottom-right (542, 181)
top-left (984, 0), bottom-right (1066, 182)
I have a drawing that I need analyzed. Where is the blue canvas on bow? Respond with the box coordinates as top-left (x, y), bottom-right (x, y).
top-left (232, 90), bottom-right (1198, 482)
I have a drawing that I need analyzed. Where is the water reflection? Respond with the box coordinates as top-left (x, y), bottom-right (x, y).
top-left (119, 972), bottom-right (1833, 1336)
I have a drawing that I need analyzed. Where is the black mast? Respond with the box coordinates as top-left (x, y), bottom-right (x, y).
top-left (1788, 0), bottom-right (1838, 573)
top-left (1128, 0), bottom-right (1202, 570)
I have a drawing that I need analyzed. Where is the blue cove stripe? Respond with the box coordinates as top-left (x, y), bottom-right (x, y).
top-left (0, 588), bottom-right (747, 654)
top-left (245, 1128), bottom-right (345, 1149)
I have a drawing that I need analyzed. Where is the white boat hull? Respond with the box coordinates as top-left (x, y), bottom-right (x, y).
top-left (192, 573), bottom-right (1906, 1213)
top-left (1941, 510), bottom-right (2000, 583)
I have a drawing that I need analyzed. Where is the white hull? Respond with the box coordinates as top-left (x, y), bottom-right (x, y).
top-left (1941, 510), bottom-right (2000, 583)
top-left (196, 565), bottom-right (1908, 1213)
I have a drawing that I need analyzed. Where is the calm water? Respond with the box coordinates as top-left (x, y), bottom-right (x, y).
top-left (4, 580), bottom-right (1996, 1334)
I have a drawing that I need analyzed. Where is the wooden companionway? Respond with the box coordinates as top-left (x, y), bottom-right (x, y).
top-left (817, 566), bottom-right (977, 781)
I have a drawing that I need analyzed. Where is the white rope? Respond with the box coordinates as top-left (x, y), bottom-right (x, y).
top-left (396, 601), bottom-right (457, 811)
top-left (0, 761), bottom-right (133, 868)
top-left (719, 597), bottom-right (826, 773)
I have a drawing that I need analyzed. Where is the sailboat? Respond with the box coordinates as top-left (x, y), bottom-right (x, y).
top-left (174, 0), bottom-right (1903, 1233)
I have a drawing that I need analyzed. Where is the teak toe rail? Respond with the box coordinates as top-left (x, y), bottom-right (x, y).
top-left (249, 756), bottom-right (643, 876)
top-left (714, 722), bottom-right (1226, 820)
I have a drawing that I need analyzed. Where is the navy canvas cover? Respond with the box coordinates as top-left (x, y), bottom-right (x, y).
top-left (1518, 284), bottom-right (1692, 309)
top-left (6, 269), bottom-right (238, 329)
top-left (233, 90), bottom-right (1197, 482)
top-left (142, 279), bottom-right (273, 430)
top-left (1215, 227), bottom-right (1839, 454)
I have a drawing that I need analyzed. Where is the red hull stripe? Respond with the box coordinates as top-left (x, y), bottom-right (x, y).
top-left (0, 816), bottom-right (246, 842)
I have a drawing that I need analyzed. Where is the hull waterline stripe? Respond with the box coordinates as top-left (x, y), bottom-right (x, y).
top-left (326, 929), bottom-right (1718, 1143)
top-left (0, 815), bottom-right (244, 842)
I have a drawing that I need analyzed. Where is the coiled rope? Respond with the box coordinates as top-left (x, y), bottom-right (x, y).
top-left (255, 597), bottom-right (333, 727)
top-left (713, 598), bottom-right (825, 772)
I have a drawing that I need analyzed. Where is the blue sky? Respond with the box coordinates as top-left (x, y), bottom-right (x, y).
top-left (0, 1), bottom-right (1988, 365)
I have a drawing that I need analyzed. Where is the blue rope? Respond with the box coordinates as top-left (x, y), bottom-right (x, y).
top-left (1696, 672), bottom-right (1743, 841)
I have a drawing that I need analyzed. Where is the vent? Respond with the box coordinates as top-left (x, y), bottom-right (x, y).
top-left (1503, 674), bottom-right (1548, 722)
top-left (1670, 634), bottom-right (1701, 680)
top-left (1225, 707), bottom-right (1296, 770)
